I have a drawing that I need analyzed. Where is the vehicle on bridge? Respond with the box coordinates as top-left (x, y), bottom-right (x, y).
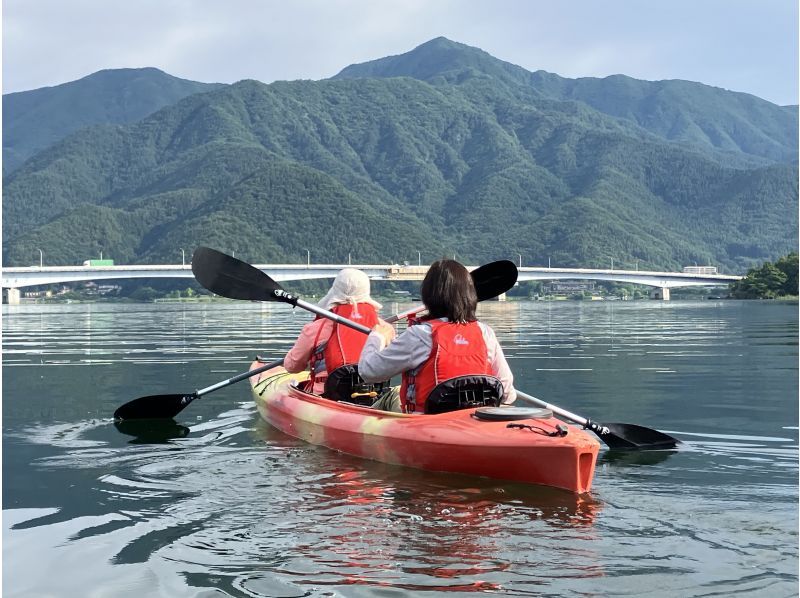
top-left (683, 265), bottom-right (717, 275)
top-left (83, 259), bottom-right (115, 267)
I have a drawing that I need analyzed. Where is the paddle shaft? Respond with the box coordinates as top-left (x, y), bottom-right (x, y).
top-left (196, 357), bottom-right (284, 397)
top-left (386, 306), bottom-right (425, 324)
top-left (281, 292), bottom-right (372, 334)
top-left (515, 390), bottom-right (609, 436)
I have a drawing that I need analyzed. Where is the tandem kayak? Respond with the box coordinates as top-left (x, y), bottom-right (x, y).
top-left (249, 362), bottom-right (601, 493)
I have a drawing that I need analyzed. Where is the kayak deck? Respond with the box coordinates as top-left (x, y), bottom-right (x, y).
top-left (250, 362), bottom-right (600, 493)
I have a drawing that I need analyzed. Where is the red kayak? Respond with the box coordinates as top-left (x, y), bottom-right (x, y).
top-left (250, 362), bottom-right (600, 493)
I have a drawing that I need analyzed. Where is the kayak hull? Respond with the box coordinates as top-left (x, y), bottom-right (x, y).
top-left (250, 362), bottom-right (600, 493)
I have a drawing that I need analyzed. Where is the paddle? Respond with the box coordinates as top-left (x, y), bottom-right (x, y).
top-left (114, 251), bottom-right (510, 422)
top-left (192, 248), bottom-right (679, 450)
top-left (113, 357), bottom-right (284, 420)
top-left (514, 391), bottom-right (679, 450)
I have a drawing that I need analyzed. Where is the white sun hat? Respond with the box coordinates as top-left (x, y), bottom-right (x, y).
top-left (318, 268), bottom-right (382, 310)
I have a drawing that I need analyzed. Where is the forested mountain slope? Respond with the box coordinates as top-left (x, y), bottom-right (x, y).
top-left (4, 40), bottom-right (796, 273)
top-left (3, 68), bottom-right (225, 173)
top-left (335, 37), bottom-right (797, 165)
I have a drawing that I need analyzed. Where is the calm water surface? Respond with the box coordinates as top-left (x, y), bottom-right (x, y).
top-left (3, 300), bottom-right (797, 597)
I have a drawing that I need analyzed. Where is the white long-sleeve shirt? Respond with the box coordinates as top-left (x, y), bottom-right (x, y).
top-left (358, 318), bottom-right (517, 404)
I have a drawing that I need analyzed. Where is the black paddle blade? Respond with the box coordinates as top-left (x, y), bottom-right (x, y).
top-left (471, 260), bottom-right (518, 302)
top-left (598, 423), bottom-right (680, 450)
top-left (192, 246), bottom-right (283, 301)
top-left (113, 393), bottom-right (198, 420)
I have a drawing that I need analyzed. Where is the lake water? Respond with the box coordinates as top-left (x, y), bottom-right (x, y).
top-left (3, 300), bottom-right (797, 597)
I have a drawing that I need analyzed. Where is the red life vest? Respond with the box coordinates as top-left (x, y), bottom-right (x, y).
top-left (400, 320), bottom-right (491, 413)
top-left (309, 303), bottom-right (379, 389)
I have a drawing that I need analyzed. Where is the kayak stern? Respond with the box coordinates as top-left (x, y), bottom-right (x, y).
top-left (250, 363), bottom-right (599, 494)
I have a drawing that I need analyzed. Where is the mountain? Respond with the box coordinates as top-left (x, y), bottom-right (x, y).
top-left (3, 40), bottom-right (797, 274)
top-left (2, 68), bottom-right (225, 173)
top-left (336, 36), bottom-right (534, 88)
top-left (335, 37), bottom-right (797, 165)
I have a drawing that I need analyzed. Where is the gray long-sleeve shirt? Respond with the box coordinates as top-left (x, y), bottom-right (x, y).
top-left (358, 318), bottom-right (517, 404)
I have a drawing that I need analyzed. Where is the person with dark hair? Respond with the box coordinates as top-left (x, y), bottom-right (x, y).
top-left (359, 259), bottom-right (516, 413)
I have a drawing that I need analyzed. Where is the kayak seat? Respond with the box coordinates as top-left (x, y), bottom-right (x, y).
top-left (324, 364), bottom-right (388, 407)
top-left (425, 375), bottom-right (503, 415)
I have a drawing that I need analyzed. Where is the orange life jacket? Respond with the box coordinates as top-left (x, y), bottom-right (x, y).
top-left (400, 320), bottom-right (492, 413)
top-left (309, 303), bottom-right (379, 390)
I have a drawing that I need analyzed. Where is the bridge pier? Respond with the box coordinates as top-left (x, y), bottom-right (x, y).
top-left (5, 288), bottom-right (20, 305)
top-left (650, 287), bottom-right (671, 301)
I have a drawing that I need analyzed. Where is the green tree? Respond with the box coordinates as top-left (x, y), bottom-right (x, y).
top-left (731, 258), bottom-right (791, 298)
top-left (130, 286), bottom-right (159, 302)
top-left (775, 252), bottom-right (798, 296)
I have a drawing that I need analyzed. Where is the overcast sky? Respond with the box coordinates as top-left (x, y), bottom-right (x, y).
top-left (3, 0), bottom-right (798, 105)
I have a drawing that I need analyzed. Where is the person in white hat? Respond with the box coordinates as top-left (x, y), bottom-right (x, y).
top-left (284, 268), bottom-right (391, 401)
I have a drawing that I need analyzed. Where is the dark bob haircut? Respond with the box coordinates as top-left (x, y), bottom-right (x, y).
top-left (421, 259), bottom-right (477, 323)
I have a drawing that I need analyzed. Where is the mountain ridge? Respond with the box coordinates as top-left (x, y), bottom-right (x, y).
top-left (3, 67), bottom-right (225, 173)
top-left (334, 37), bottom-right (797, 164)
top-left (3, 39), bottom-right (796, 274)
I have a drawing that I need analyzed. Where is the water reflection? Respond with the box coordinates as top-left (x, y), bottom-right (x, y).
top-left (114, 419), bottom-right (191, 444)
top-left (599, 448), bottom-right (678, 467)
top-left (241, 421), bottom-right (605, 592)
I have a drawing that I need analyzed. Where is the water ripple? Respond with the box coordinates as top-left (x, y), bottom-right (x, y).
top-left (3, 301), bottom-right (797, 597)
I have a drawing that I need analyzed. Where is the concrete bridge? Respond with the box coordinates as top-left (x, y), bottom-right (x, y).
top-left (1, 262), bottom-right (741, 304)
top-left (514, 267), bottom-right (740, 300)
